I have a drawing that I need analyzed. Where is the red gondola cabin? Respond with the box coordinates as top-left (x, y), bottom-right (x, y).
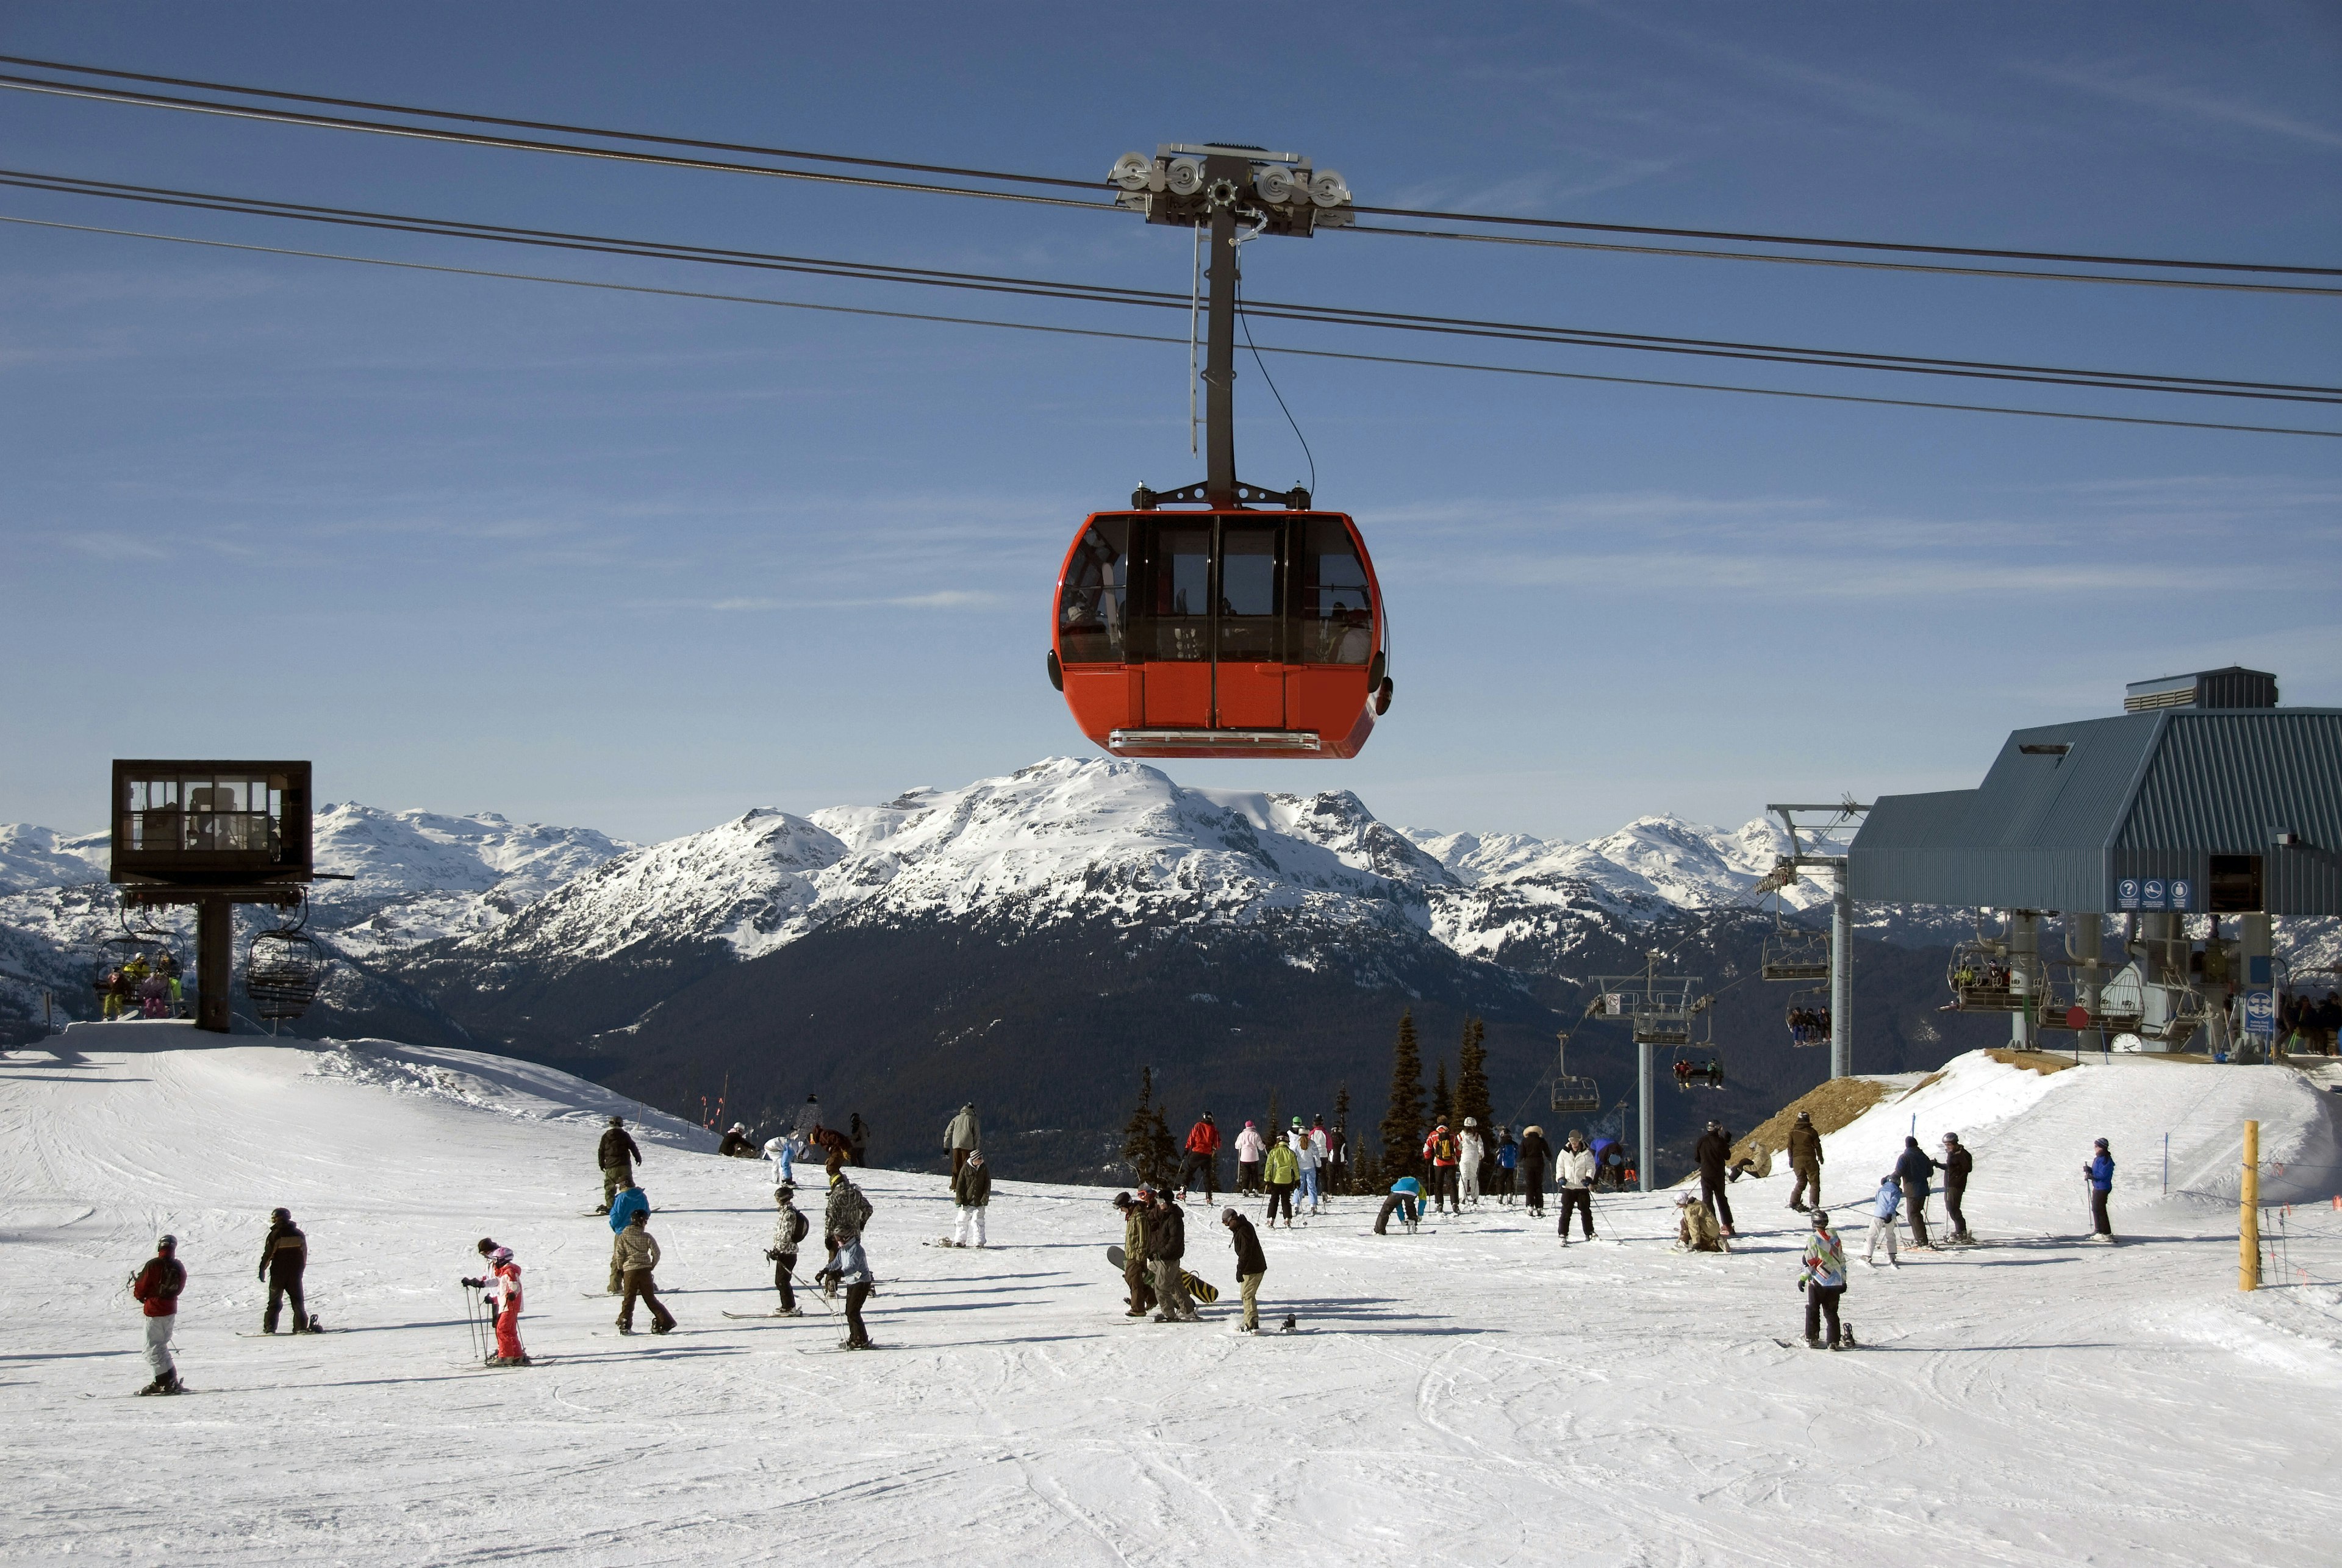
top-left (1050, 510), bottom-right (1390, 759)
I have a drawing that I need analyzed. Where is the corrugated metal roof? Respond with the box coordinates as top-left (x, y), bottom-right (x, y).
top-left (1850, 709), bottom-right (2342, 914)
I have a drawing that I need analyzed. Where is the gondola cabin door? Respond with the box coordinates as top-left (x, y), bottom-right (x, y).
top-left (1052, 510), bottom-right (1386, 759)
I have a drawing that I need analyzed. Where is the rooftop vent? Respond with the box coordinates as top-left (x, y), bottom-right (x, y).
top-left (2123, 667), bottom-right (2278, 714)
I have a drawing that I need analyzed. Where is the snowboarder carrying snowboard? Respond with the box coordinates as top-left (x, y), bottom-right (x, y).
top-left (947, 1150), bottom-right (990, 1248)
top-left (1222, 1208), bottom-right (1267, 1333)
top-left (1798, 1211), bottom-right (1849, 1350)
top-left (2083, 1139), bottom-right (2116, 1241)
top-left (131, 1234), bottom-right (185, 1395)
top-left (1114, 1191), bottom-right (1156, 1316)
top-left (596, 1115), bottom-right (642, 1214)
top-left (766, 1183), bottom-right (807, 1315)
top-left (257, 1207), bottom-right (312, 1334)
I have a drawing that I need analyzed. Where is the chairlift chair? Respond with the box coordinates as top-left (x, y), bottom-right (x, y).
top-left (1760, 925), bottom-right (1830, 984)
top-left (1550, 1032), bottom-right (1600, 1115)
top-left (1783, 986), bottom-right (1830, 1048)
top-left (93, 908), bottom-right (181, 1019)
top-left (245, 901), bottom-right (328, 1022)
top-left (1947, 939), bottom-right (2029, 1012)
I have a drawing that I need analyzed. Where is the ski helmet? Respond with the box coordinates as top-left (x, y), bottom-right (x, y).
top-left (157, 1234), bottom-right (177, 1250)
top-left (271, 1207), bottom-right (290, 1222)
top-left (490, 1247), bottom-right (513, 1264)
top-left (1811, 1211), bottom-right (1830, 1228)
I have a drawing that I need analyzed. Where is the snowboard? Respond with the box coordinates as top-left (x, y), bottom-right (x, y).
top-left (1363, 1229), bottom-right (1438, 1236)
top-left (722, 1309), bottom-right (804, 1320)
top-left (1105, 1245), bottom-right (1220, 1305)
top-left (235, 1328), bottom-right (331, 1337)
top-left (1772, 1328), bottom-right (1860, 1350)
top-left (800, 1342), bottom-right (893, 1353)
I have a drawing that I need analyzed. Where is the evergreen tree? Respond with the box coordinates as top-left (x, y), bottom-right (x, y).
top-left (1121, 1069), bottom-right (1180, 1190)
top-left (1456, 1015), bottom-right (1492, 1136)
top-left (1379, 1009), bottom-right (1426, 1178)
top-left (1430, 1058), bottom-right (1453, 1131)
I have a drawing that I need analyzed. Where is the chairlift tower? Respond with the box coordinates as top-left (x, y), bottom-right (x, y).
top-left (1590, 952), bottom-right (1708, 1193)
top-left (1763, 800), bottom-right (1872, 1081)
top-left (109, 761), bottom-right (332, 1033)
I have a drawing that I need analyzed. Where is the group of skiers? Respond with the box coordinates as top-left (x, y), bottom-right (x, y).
top-left (120, 1083), bottom-right (2132, 1385)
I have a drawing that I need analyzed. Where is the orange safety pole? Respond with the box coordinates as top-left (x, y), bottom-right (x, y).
top-left (2239, 1120), bottom-right (2260, 1292)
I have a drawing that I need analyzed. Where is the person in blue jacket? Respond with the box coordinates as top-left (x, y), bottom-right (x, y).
top-left (1494, 1129), bottom-right (1520, 1205)
top-left (1863, 1175), bottom-right (1903, 1268)
top-left (1375, 1175), bottom-right (1425, 1234)
top-left (1893, 1136), bottom-right (1938, 1249)
top-left (606, 1183), bottom-right (650, 1292)
top-left (2082, 1139), bottom-right (2115, 1242)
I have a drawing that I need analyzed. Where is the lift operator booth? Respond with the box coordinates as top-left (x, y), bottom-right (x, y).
top-left (110, 760), bottom-right (316, 1033)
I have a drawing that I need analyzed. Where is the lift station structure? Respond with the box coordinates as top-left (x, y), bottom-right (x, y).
top-left (1849, 669), bottom-right (2340, 1058)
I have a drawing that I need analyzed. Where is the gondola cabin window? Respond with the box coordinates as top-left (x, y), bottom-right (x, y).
top-left (110, 761), bottom-right (312, 885)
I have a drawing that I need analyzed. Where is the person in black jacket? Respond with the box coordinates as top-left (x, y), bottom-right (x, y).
top-left (1222, 1208), bottom-right (1267, 1333)
top-left (595, 1116), bottom-right (643, 1214)
top-left (1894, 1137), bottom-right (1939, 1248)
top-left (1145, 1192), bottom-right (1197, 1323)
top-left (257, 1207), bottom-right (312, 1333)
top-left (1517, 1126), bottom-right (1551, 1217)
top-left (1938, 1134), bottom-right (1974, 1242)
top-left (1693, 1122), bottom-right (1737, 1237)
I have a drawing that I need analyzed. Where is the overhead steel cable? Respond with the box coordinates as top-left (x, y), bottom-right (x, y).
top-left (7, 213), bottom-right (2335, 441)
top-left (1336, 223), bottom-right (2342, 300)
top-left (0, 72), bottom-right (1120, 212)
top-left (2, 53), bottom-right (2333, 292)
top-left (7, 169), bottom-right (2335, 405)
top-left (1345, 201), bottom-right (2342, 279)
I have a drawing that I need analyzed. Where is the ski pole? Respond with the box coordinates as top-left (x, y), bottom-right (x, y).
top-left (459, 1282), bottom-right (482, 1362)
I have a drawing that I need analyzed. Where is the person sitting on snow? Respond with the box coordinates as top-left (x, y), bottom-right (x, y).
top-left (1672, 1190), bottom-right (1727, 1252)
top-left (717, 1123), bottom-right (757, 1158)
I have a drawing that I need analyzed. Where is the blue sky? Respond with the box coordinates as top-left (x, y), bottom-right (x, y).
top-left (4, 1), bottom-right (2337, 845)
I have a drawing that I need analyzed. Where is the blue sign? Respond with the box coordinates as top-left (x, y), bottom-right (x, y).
top-left (2116, 877), bottom-right (2141, 910)
top-left (2143, 878), bottom-right (2168, 911)
top-left (2169, 878), bottom-right (2193, 912)
top-left (2244, 987), bottom-right (2276, 1039)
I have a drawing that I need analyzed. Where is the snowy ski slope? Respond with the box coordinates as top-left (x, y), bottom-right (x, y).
top-left (6, 1026), bottom-right (2341, 1566)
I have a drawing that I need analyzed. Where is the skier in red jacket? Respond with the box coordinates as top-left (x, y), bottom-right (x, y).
top-left (130, 1234), bottom-right (186, 1395)
top-left (1422, 1124), bottom-right (1462, 1215)
top-left (1180, 1114), bottom-right (1221, 1202)
top-left (462, 1247), bottom-right (531, 1367)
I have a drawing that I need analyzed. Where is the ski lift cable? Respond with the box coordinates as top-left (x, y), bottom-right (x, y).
top-left (7, 213), bottom-right (2337, 442)
top-left (13, 168), bottom-right (2329, 401)
top-left (1336, 223), bottom-right (2342, 300)
top-left (3, 54), bottom-right (2334, 287)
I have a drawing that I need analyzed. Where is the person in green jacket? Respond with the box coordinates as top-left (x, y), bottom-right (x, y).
top-left (1262, 1139), bottom-right (1300, 1228)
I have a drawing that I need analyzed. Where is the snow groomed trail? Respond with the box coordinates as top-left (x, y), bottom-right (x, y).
top-left (6, 1025), bottom-right (2342, 1566)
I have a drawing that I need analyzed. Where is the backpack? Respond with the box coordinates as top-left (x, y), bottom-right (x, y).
top-left (784, 1209), bottom-right (810, 1247)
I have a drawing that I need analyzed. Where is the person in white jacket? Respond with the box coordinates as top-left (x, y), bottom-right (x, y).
top-left (1292, 1122), bottom-right (1323, 1215)
top-left (1234, 1120), bottom-right (1266, 1195)
top-left (1458, 1117), bottom-right (1486, 1206)
top-left (763, 1135), bottom-right (795, 1189)
top-left (1554, 1131), bottom-right (1598, 1244)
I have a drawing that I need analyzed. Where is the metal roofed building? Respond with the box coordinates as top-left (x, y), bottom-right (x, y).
top-left (1850, 681), bottom-right (2339, 917)
top-left (1847, 671), bottom-right (2338, 1055)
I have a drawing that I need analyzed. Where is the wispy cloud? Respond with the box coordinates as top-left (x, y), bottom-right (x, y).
top-left (2015, 59), bottom-right (2342, 151)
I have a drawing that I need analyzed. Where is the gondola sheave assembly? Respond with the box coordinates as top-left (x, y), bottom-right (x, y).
top-left (1051, 143), bottom-right (1388, 760)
